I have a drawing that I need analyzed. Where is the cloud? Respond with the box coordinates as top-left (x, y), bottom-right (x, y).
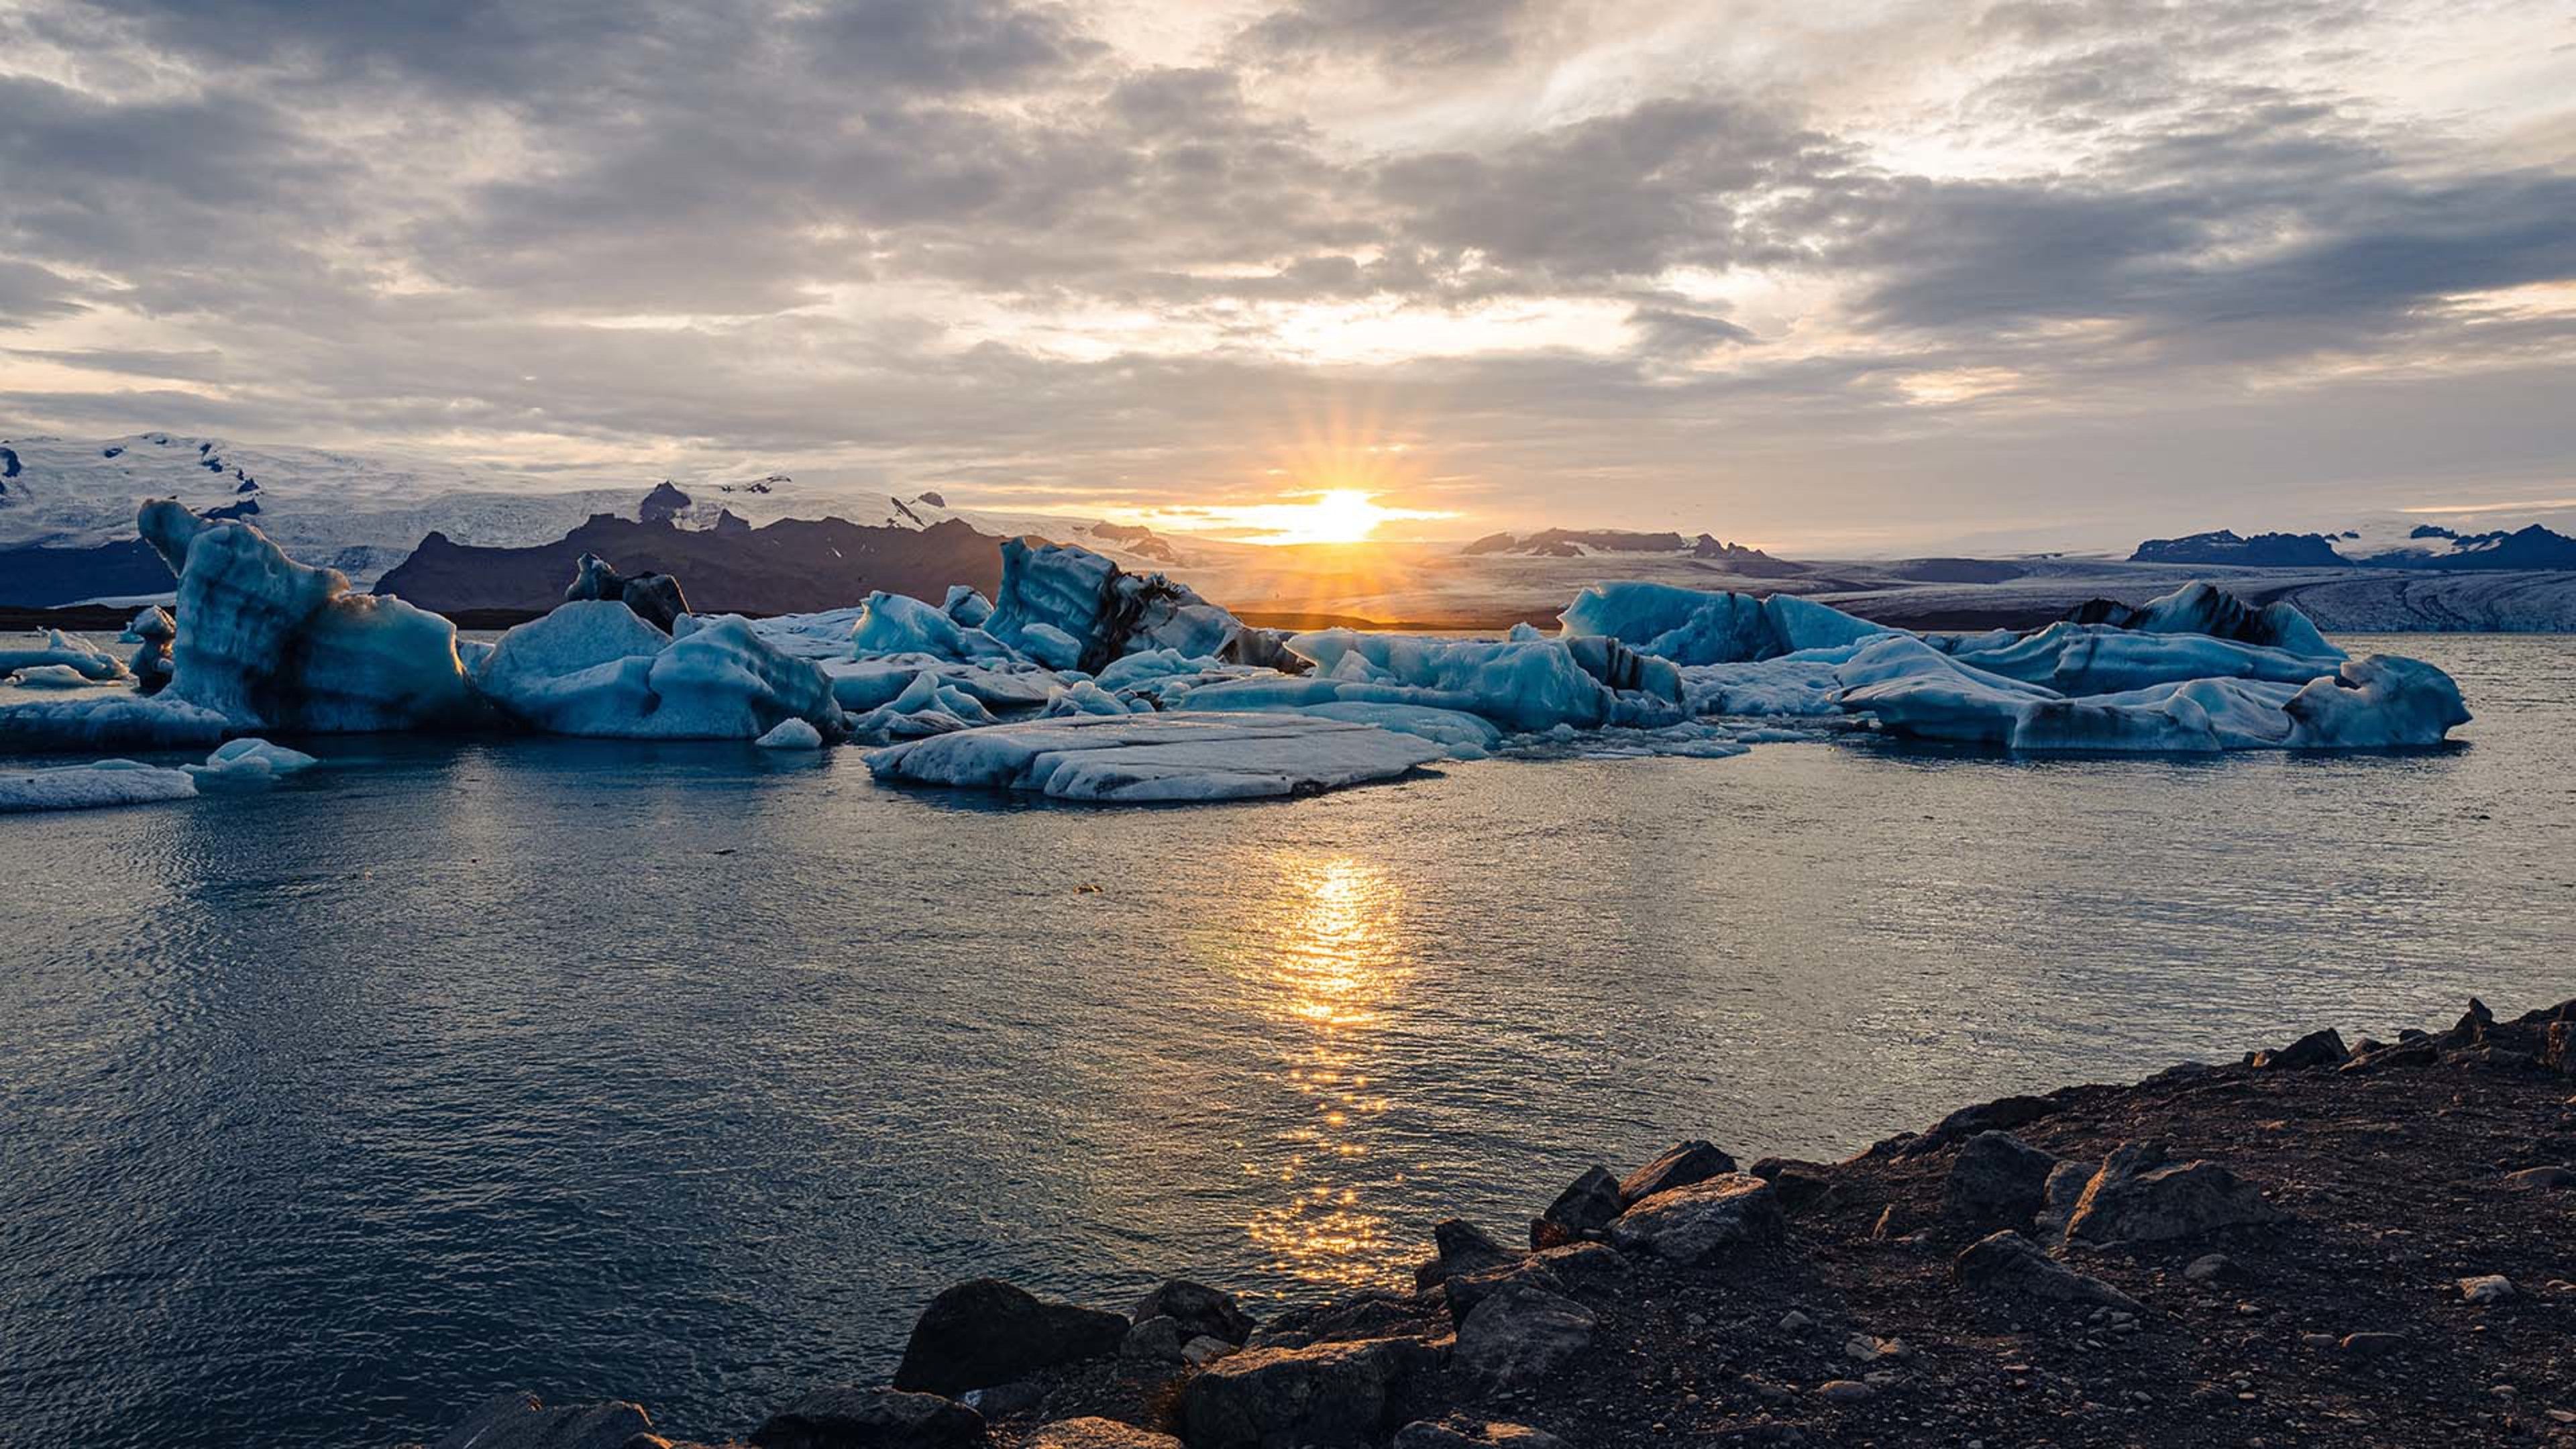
top-left (0, 0), bottom-right (2570, 547)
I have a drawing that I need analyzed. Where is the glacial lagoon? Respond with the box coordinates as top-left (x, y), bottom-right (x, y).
top-left (2, 633), bottom-right (2571, 1447)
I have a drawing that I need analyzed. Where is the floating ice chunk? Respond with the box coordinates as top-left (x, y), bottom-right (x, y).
top-left (745, 605), bottom-right (869, 662)
top-left (1044, 679), bottom-right (1133, 716)
top-left (867, 712), bottom-right (1445, 802)
top-left (1500, 720), bottom-right (1752, 760)
top-left (5, 664), bottom-right (99, 689)
top-left (1831, 635), bottom-right (2057, 745)
top-left (1017, 621), bottom-right (1085, 671)
top-left (1284, 629), bottom-right (1680, 731)
top-left (1940, 622), bottom-right (2337, 695)
top-left (983, 539), bottom-right (1291, 672)
top-left (191, 737), bottom-right (321, 780)
top-left (756, 718), bottom-right (826, 749)
top-left (1556, 583), bottom-right (1890, 665)
top-left (474, 601), bottom-right (843, 740)
top-left (0, 694), bottom-right (231, 751)
top-left (1678, 652), bottom-right (1856, 717)
top-left (1092, 648), bottom-right (1222, 694)
top-left (2076, 581), bottom-right (2343, 659)
top-left (850, 590), bottom-right (1018, 661)
top-left (0, 628), bottom-right (128, 682)
top-left (2284, 654), bottom-right (2471, 748)
top-left (942, 585), bottom-right (994, 628)
top-left (0, 758), bottom-right (198, 813)
top-left (125, 606), bottom-right (176, 693)
top-left (140, 500), bottom-right (479, 732)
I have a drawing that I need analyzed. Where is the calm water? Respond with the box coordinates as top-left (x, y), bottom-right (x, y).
top-left (3, 634), bottom-right (2572, 1448)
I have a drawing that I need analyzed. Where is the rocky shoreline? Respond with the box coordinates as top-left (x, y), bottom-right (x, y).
top-left (417, 998), bottom-right (2576, 1449)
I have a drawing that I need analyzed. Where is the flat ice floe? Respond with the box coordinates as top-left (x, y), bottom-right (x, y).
top-left (866, 712), bottom-right (1448, 802)
top-left (0, 758), bottom-right (199, 813)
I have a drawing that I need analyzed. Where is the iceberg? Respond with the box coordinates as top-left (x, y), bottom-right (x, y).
top-left (1557, 582), bottom-right (1891, 664)
top-left (4, 664), bottom-right (102, 690)
top-left (849, 590), bottom-right (1019, 661)
top-left (1935, 622), bottom-right (2338, 696)
top-left (140, 500), bottom-right (481, 733)
top-left (755, 718), bottom-right (826, 749)
top-left (0, 758), bottom-right (199, 813)
top-left (472, 602), bottom-right (845, 740)
top-left (564, 552), bottom-right (689, 631)
top-left (192, 737), bottom-right (321, 780)
top-left (982, 539), bottom-right (1293, 673)
top-left (2068, 580), bottom-right (2340, 657)
top-left (941, 585), bottom-right (994, 628)
top-left (126, 606), bottom-right (176, 694)
top-left (867, 712), bottom-right (1446, 802)
top-left (0, 629), bottom-right (128, 682)
top-left (2283, 654), bottom-right (2471, 748)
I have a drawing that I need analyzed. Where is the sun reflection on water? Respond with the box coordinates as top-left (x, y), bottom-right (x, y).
top-left (1242, 856), bottom-right (1413, 1288)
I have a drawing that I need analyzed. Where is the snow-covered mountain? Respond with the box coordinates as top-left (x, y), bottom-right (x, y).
top-left (0, 432), bottom-right (1224, 600)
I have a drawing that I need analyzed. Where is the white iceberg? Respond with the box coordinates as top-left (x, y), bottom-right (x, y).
top-left (0, 693), bottom-right (232, 751)
top-left (867, 712), bottom-right (1446, 802)
top-left (191, 737), bottom-right (321, 780)
top-left (0, 758), bottom-right (199, 813)
top-left (472, 602), bottom-right (845, 740)
top-left (0, 628), bottom-right (129, 682)
top-left (849, 590), bottom-right (1019, 661)
top-left (982, 539), bottom-right (1290, 672)
top-left (755, 718), bottom-right (826, 749)
top-left (5, 664), bottom-right (102, 690)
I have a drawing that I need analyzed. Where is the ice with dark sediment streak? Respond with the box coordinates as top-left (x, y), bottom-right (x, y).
top-left (139, 499), bottom-right (481, 732)
top-left (866, 712), bottom-right (1446, 802)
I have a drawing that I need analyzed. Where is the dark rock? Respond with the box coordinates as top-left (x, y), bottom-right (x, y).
top-left (891, 1279), bottom-right (1126, 1397)
top-left (1534, 1165), bottom-right (1623, 1245)
top-left (1253, 1289), bottom-right (1444, 1350)
top-left (1900, 1095), bottom-right (2057, 1157)
top-left (1952, 1231), bottom-right (2144, 1311)
top-left (1128, 1280), bottom-right (1253, 1346)
top-left (638, 481), bottom-right (692, 523)
top-left (1120, 1315), bottom-right (1185, 1364)
top-left (2340, 1332), bottom-right (2406, 1359)
top-left (1446, 1258), bottom-right (1564, 1327)
top-left (1608, 1173), bottom-right (1783, 1264)
top-left (1532, 1242), bottom-right (1631, 1293)
top-left (563, 551), bottom-right (690, 631)
top-left (2341, 1040), bottom-right (2438, 1075)
top-left (1745, 1161), bottom-right (1836, 1214)
top-left (1417, 1218), bottom-right (1514, 1288)
top-left (751, 1387), bottom-right (984, 1449)
top-left (1181, 1336), bottom-right (1437, 1449)
top-left (1618, 1140), bottom-right (1739, 1204)
top-left (2548, 1022), bottom-right (2575, 1076)
top-left (2033, 1160), bottom-right (2094, 1241)
top-left (2183, 1252), bottom-right (2240, 1283)
top-left (1454, 1281), bottom-right (1597, 1387)
top-left (1025, 1417), bottom-right (1180, 1449)
top-left (2251, 1028), bottom-right (2348, 1071)
top-left (2502, 1166), bottom-right (2576, 1190)
top-left (1942, 1131), bottom-right (2060, 1234)
top-left (430, 1391), bottom-right (653, 1449)
top-left (2062, 1142), bottom-right (2284, 1246)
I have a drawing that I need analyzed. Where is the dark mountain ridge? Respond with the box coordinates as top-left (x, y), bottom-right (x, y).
top-left (372, 512), bottom-right (1006, 616)
top-left (2133, 523), bottom-right (2576, 570)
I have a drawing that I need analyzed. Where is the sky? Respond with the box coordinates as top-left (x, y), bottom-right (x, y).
top-left (1, 0), bottom-right (2573, 551)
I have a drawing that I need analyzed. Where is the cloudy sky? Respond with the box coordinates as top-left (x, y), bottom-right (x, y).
top-left (3, 0), bottom-right (2572, 550)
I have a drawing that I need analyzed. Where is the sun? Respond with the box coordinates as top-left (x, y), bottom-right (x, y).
top-left (1279, 490), bottom-right (1396, 546)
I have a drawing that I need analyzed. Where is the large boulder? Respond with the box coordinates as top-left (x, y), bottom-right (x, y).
top-left (892, 1279), bottom-right (1126, 1397)
top-left (1952, 1232), bottom-right (2143, 1311)
top-left (1444, 1258), bottom-right (1563, 1327)
top-left (2061, 1142), bottom-right (2284, 1246)
top-left (1416, 1218), bottom-right (1515, 1289)
top-left (1128, 1279), bottom-right (1253, 1346)
top-left (751, 1387), bottom-right (985, 1449)
top-left (1453, 1281), bottom-right (1597, 1388)
top-left (430, 1391), bottom-right (653, 1449)
top-left (1533, 1165), bottom-right (1623, 1247)
top-left (1617, 1140), bottom-right (1737, 1204)
top-left (2251, 1028), bottom-right (2348, 1071)
top-left (1942, 1131), bottom-right (2060, 1235)
top-left (1181, 1337), bottom-right (1437, 1449)
top-left (1607, 1173), bottom-right (1782, 1263)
